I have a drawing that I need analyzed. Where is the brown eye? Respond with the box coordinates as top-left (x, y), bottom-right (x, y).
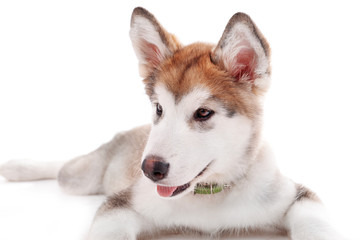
top-left (194, 108), bottom-right (214, 121)
top-left (156, 103), bottom-right (163, 116)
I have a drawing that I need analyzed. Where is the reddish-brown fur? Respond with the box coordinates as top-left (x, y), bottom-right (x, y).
top-left (144, 43), bottom-right (263, 120)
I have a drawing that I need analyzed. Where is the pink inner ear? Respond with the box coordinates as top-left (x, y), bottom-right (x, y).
top-left (230, 47), bottom-right (257, 82)
top-left (141, 41), bottom-right (163, 68)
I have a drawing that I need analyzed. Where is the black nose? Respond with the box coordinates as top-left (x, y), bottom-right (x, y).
top-left (141, 155), bottom-right (169, 182)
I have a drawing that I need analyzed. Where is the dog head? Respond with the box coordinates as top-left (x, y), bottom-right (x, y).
top-left (130, 7), bottom-right (271, 198)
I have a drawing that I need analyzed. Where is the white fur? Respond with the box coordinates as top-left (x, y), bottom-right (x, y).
top-left (134, 144), bottom-right (294, 231)
top-left (214, 23), bottom-right (271, 91)
top-left (0, 159), bottom-right (63, 181)
top-left (142, 84), bottom-right (253, 192)
top-left (87, 209), bottom-right (142, 240)
top-left (221, 23), bottom-right (268, 76)
top-left (129, 16), bottom-right (171, 77)
top-left (86, 85), bottom-right (345, 239)
top-left (0, 8), bottom-right (346, 240)
top-left (285, 200), bottom-right (345, 240)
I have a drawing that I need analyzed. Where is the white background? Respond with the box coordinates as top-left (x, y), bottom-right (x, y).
top-left (0, 1), bottom-right (359, 239)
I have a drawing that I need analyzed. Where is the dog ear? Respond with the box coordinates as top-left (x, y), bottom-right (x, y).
top-left (211, 13), bottom-right (271, 91)
top-left (130, 7), bottom-right (181, 78)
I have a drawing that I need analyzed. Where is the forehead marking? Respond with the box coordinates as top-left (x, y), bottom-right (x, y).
top-left (145, 43), bottom-right (261, 121)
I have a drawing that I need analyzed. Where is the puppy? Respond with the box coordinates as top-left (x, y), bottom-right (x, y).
top-left (0, 7), bottom-right (345, 240)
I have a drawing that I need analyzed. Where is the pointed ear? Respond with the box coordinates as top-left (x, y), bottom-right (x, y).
top-left (130, 7), bottom-right (181, 78)
top-left (211, 13), bottom-right (271, 91)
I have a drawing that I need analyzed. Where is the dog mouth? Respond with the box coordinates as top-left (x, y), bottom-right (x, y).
top-left (156, 164), bottom-right (210, 198)
top-left (157, 183), bottom-right (190, 197)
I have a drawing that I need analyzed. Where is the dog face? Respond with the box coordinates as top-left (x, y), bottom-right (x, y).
top-left (130, 8), bottom-right (271, 198)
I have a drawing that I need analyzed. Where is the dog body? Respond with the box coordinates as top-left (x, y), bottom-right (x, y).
top-left (0, 7), bottom-right (344, 240)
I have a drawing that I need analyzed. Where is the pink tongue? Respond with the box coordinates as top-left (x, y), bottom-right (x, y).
top-left (157, 185), bottom-right (178, 197)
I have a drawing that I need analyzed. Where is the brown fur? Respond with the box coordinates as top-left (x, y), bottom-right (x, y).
top-left (137, 225), bottom-right (287, 240)
top-left (136, 8), bottom-right (269, 164)
top-left (131, 7), bottom-right (182, 76)
top-left (211, 12), bottom-right (271, 96)
top-left (295, 184), bottom-right (320, 202)
top-left (98, 189), bottom-right (132, 214)
top-left (131, 7), bottom-right (181, 53)
top-left (144, 43), bottom-right (263, 121)
top-left (213, 12), bottom-right (270, 59)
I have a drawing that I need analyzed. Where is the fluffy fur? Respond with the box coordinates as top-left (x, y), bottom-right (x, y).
top-left (0, 7), bottom-right (345, 240)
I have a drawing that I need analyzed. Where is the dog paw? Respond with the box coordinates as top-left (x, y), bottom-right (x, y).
top-left (87, 210), bottom-right (139, 240)
top-left (87, 229), bottom-right (136, 240)
top-left (0, 160), bottom-right (24, 181)
top-left (87, 234), bottom-right (135, 240)
top-left (291, 231), bottom-right (348, 240)
top-left (0, 159), bottom-right (41, 181)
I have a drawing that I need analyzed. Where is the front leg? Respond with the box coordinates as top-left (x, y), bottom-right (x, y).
top-left (87, 190), bottom-right (150, 240)
top-left (284, 186), bottom-right (345, 240)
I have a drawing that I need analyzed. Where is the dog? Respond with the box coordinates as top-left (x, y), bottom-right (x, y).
top-left (0, 7), bottom-right (345, 240)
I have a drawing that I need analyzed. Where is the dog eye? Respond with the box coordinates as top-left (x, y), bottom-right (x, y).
top-left (156, 103), bottom-right (163, 116)
top-left (194, 108), bottom-right (214, 121)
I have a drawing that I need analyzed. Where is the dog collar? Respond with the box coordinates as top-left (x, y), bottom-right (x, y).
top-left (194, 183), bottom-right (231, 195)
